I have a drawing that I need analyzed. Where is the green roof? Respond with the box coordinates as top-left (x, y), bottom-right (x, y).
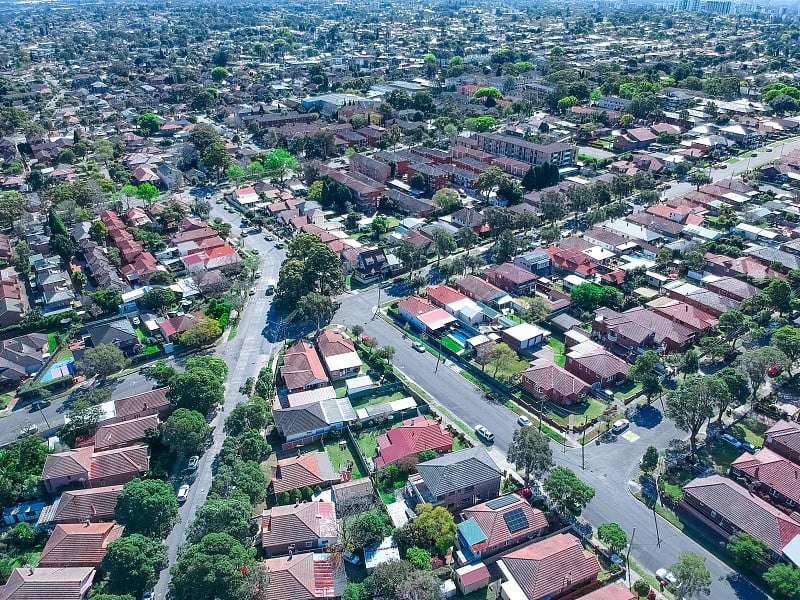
top-left (458, 517), bottom-right (487, 547)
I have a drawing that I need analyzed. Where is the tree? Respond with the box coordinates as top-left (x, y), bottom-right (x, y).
top-left (162, 408), bottom-right (210, 455)
top-left (136, 182), bottom-right (160, 203)
top-left (432, 188), bottom-right (461, 213)
top-left (474, 166), bottom-right (505, 199)
top-left (71, 270), bottom-right (87, 294)
top-left (640, 446), bottom-right (659, 474)
top-left (597, 523), bottom-right (628, 553)
top-left (411, 503), bottom-right (457, 556)
top-left (0, 436), bottom-right (48, 508)
top-left (137, 112), bottom-right (161, 136)
top-left (211, 66), bottom-right (229, 82)
top-left (211, 460), bottom-right (266, 504)
top-left (542, 467), bottom-right (595, 515)
top-left (492, 230), bottom-right (518, 263)
top-left (488, 342), bottom-right (518, 378)
top-left (687, 170), bottom-right (712, 191)
top-left (168, 362), bottom-right (225, 411)
top-left (0, 192), bottom-right (25, 229)
top-left (187, 493), bottom-right (253, 545)
top-left (344, 582), bottom-right (365, 600)
top-left (681, 349), bottom-right (699, 378)
top-left (764, 563), bottom-right (800, 600)
top-left (772, 325), bottom-right (800, 374)
top-left (365, 560), bottom-right (416, 599)
top-left (406, 546), bottom-right (432, 570)
top-left (237, 429), bottom-right (271, 463)
top-left (58, 402), bottom-right (103, 445)
top-left (665, 376), bottom-right (720, 454)
top-left (715, 367), bottom-right (749, 420)
top-left (736, 346), bottom-right (789, 401)
top-left (557, 95), bottom-right (579, 112)
top-left (298, 292), bottom-right (334, 333)
top-left (143, 360), bottom-right (176, 387)
top-left (669, 552), bottom-right (711, 600)
top-left (169, 533), bottom-right (256, 600)
top-left (632, 580), bottom-right (652, 598)
top-left (726, 532), bottom-right (769, 569)
top-left (149, 270), bottom-right (175, 286)
top-left (698, 336), bottom-right (729, 363)
top-left (718, 310), bottom-right (746, 349)
top-left (571, 283), bottom-right (604, 311)
top-left (347, 509), bottom-right (393, 548)
top-left (628, 351), bottom-right (660, 383)
top-left (116, 479), bottom-right (179, 539)
top-left (765, 278), bottom-right (794, 315)
top-left (225, 164), bottom-right (245, 182)
top-left (524, 296), bottom-right (550, 323)
top-left (79, 344), bottom-right (130, 380)
top-left (264, 148), bottom-right (297, 186)
top-left (224, 398), bottom-right (271, 436)
top-left (178, 315), bottom-right (223, 347)
top-left (141, 287), bottom-right (176, 314)
top-left (202, 140), bottom-right (231, 181)
top-left (396, 570), bottom-right (443, 600)
top-left (507, 427), bottom-right (553, 484)
top-left (103, 534), bottom-right (168, 597)
top-left (540, 191), bottom-right (566, 222)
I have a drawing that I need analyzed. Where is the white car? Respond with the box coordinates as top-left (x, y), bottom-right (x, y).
top-left (517, 416), bottom-right (532, 427)
top-left (19, 424), bottom-right (38, 436)
top-left (475, 424), bottom-right (494, 442)
top-left (611, 419), bottom-right (630, 435)
top-left (177, 484), bottom-right (190, 503)
top-left (187, 455), bottom-right (199, 471)
top-left (655, 568), bottom-right (677, 586)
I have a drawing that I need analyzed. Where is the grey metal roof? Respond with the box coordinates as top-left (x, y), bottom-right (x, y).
top-left (415, 447), bottom-right (501, 498)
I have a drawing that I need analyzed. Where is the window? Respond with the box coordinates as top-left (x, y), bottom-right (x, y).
top-left (710, 510), bottom-right (717, 519)
top-left (306, 542), bottom-right (313, 548)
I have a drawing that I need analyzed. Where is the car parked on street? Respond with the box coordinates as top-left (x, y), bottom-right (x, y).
top-left (517, 416), bottom-right (532, 427)
top-left (475, 424), bottom-right (494, 442)
top-left (187, 455), bottom-right (199, 471)
top-left (177, 484), bottom-right (190, 503)
top-left (412, 341), bottom-right (425, 352)
top-left (656, 568), bottom-right (677, 586)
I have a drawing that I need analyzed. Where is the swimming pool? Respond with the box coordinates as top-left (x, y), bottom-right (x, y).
top-left (40, 359), bottom-right (74, 382)
top-left (449, 330), bottom-right (470, 346)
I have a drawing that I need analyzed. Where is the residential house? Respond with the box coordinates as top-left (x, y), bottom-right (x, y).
top-left (704, 277), bottom-right (760, 302)
top-left (514, 251), bottom-right (551, 277)
top-left (271, 452), bottom-right (342, 496)
top-left (649, 298), bottom-right (719, 333)
top-left (280, 339), bottom-right (329, 394)
top-left (93, 414), bottom-right (159, 451)
top-left (592, 307), bottom-right (694, 355)
top-left (451, 208), bottom-right (487, 233)
top-left (261, 501), bottom-right (338, 557)
top-left (498, 533), bottom-right (601, 600)
top-left (0, 333), bottom-right (48, 388)
top-left (472, 133), bottom-right (576, 167)
top-left (352, 248), bottom-right (388, 284)
top-left (273, 390), bottom-right (356, 442)
top-left (426, 285), bottom-right (486, 326)
top-left (764, 420), bottom-right (800, 464)
top-left (665, 282), bottom-right (740, 317)
top-left (350, 153), bottom-right (391, 183)
top-left (544, 246), bottom-right (601, 279)
top-left (483, 263), bottom-right (537, 296)
top-left (520, 362), bottom-right (591, 405)
top-left (43, 485), bottom-right (123, 526)
top-left (455, 562), bottom-right (492, 596)
top-left (264, 553), bottom-right (346, 600)
top-left (331, 478), bottom-right (375, 517)
top-left (0, 567), bottom-right (95, 600)
top-left (456, 494), bottom-right (548, 564)
top-left (41, 445), bottom-right (150, 494)
top-left (406, 447), bottom-right (502, 511)
top-left (316, 330), bottom-right (362, 381)
top-left (704, 252), bottom-right (782, 280)
top-left (374, 416), bottom-right (453, 470)
top-left (81, 320), bottom-right (138, 354)
top-left (456, 276), bottom-right (512, 309)
top-left (397, 296), bottom-right (457, 334)
top-left (38, 523), bottom-right (124, 568)
top-left (565, 341), bottom-right (628, 387)
top-left (579, 584), bottom-right (637, 600)
top-left (102, 387), bottom-right (171, 425)
top-left (384, 188), bottom-right (436, 217)
top-left (730, 448), bottom-right (800, 510)
top-left (683, 475), bottom-right (800, 562)
top-left (158, 311), bottom-right (206, 342)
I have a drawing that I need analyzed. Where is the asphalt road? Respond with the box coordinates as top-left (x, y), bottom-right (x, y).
top-left (334, 286), bottom-right (763, 600)
top-left (664, 136), bottom-right (800, 200)
top-left (152, 200), bottom-right (286, 600)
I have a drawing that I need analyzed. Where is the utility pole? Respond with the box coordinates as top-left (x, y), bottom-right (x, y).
top-left (582, 416), bottom-right (587, 470)
top-left (626, 526), bottom-right (636, 588)
top-left (372, 273), bottom-right (382, 321)
top-left (653, 505), bottom-right (661, 547)
top-left (37, 404), bottom-right (51, 430)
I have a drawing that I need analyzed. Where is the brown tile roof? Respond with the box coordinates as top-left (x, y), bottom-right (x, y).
top-left (731, 448), bottom-right (800, 507)
top-left (94, 414), bottom-right (159, 450)
top-left (52, 485), bottom-right (123, 524)
top-left (272, 452), bottom-right (340, 494)
top-left (89, 445), bottom-right (149, 481)
top-left (521, 362), bottom-right (591, 398)
top-left (375, 416), bottom-right (453, 469)
top-left (38, 523), bottom-right (124, 568)
top-left (41, 448), bottom-right (92, 481)
top-left (315, 330), bottom-right (355, 358)
top-left (112, 387), bottom-right (169, 421)
top-left (484, 262), bottom-right (537, 285)
top-left (455, 275), bottom-right (507, 304)
top-left (461, 493), bottom-right (547, 548)
top-left (579, 583), bottom-right (637, 600)
top-left (683, 475), bottom-right (800, 555)
top-left (649, 299), bottom-right (719, 332)
top-left (425, 285), bottom-right (468, 307)
top-left (765, 420), bottom-right (800, 460)
top-left (0, 567), bottom-right (95, 600)
top-left (280, 339), bottom-right (329, 392)
top-left (595, 306), bottom-right (693, 348)
top-left (264, 553), bottom-right (345, 600)
top-left (566, 347), bottom-right (629, 379)
top-left (501, 534), bottom-right (601, 600)
top-left (261, 501), bottom-right (338, 549)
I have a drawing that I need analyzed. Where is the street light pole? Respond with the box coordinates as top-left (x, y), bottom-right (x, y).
top-left (38, 405), bottom-right (51, 430)
top-left (372, 273), bottom-right (382, 321)
top-left (626, 526), bottom-right (636, 588)
top-left (653, 506), bottom-right (661, 547)
top-left (581, 416), bottom-right (587, 470)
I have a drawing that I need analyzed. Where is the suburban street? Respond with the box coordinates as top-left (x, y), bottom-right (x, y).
top-left (334, 286), bottom-right (764, 600)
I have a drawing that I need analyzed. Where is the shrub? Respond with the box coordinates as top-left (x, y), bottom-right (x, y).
top-left (632, 579), bottom-right (651, 597)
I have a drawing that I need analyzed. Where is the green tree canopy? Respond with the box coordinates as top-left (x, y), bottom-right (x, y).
top-left (507, 426), bottom-right (553, 484)
top-left (665, 375), bottom-right (721, 454)
top-left (542, 467), bottom-right (595, 515)
top-left (167, 366), bottom-right (225, 416)
top-left (103, 534), bottom-right (168, 597)
top-left (169, 533), bottom-right (256, 600)
top-left (116, 478), bottom-right (179, 539)
top-left (597, 523), bottom-right (628, 553)
top-left (137, 112), bottom-right (161, 136)
top-left (161, 408), bottom-right (210, 455)
top-left (78, 344), bottom-right (130, 380)
top-left (187, 493), bottom-right (254, 545)
top-left (669, 552), bottom-right (711, 600)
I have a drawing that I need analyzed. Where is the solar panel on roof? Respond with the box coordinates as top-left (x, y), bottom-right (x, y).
top-left (503, 507), bottom-right (529, 534)
top-left (485, 495), bottom-right (517, 510)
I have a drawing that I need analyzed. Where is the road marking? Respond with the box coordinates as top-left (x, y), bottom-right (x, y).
top-left (621, 430), bottom-right (640, 443)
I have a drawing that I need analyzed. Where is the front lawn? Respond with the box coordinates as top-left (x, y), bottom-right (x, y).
top-left (702, 439), bottom-right (742, 473)
top-left (47, 333), bottom-right (57, 353)
top-left (729, 417), bottom-right (769, 447)
top-left (441, 335), bottom-right (464, 354)
top-left (0, 393), bottom-right (12, 410)
top-left (614, 380), bottom-right (643, 401)
top-left (543, 397), bottom-right (607, 428)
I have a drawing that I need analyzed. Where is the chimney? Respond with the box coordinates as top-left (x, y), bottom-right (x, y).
top-left (294, 499), bottom-right (299, 507)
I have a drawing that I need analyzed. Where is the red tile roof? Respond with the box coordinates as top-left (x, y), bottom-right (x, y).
top-left (113, 387), bottom-right (170, 420)
top-left (731, 447), bottom-right (800, 506)
top-left (264, 553), bottom-right (345, 600)
top-left (521, 362), bottom-right (591, 399)
top-left (261, 501), bottom-right (338, 549)
top-left (280, 339), bottom-right (329, 392)
top-left (272, 452), bottom-right (340, 494)
top-left (315, 330), bottom-right (355, 358)
top-left (0, 567), bottom-right (95, 600)
top-left (375, 416), bottom-right (453, 468)
top-left (461, 493), bottom-right (547, 549)
top-left (579, 583), bottom-right (637, 600)
top-left (52, 485), bottom-right (124, 524)
top-left (89, 445), bottom-right (149, 481)
top-left (425, 285), bottom-right (468, 308)
top-left (38, 523), bottom-right (124, 568)
top-left (94, 414), bottom-right (159, 450)
top-left (501, 533), bottom-right (601, 600)
top-left (765, 420), bottom-right (800, 460)
top-left (41, 447), bottom-right (92, 481)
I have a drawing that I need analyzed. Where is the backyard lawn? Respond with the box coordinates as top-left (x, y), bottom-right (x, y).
top-left (357, 429), bottom-right (379, 459)
top-left (350, 390), bottom-right (406, 409)
top-left (332, 380), bottom-right (348, 398)
top-left (324, 437), bottom-right (367, 480)
top-left (548, 337), bottom-right (566, 367)
top-left (441, 335), bottom-right (464, 354)
top-left (543, 397), bottom-right (607, 428)
top-left (47, 333), bottom-right (57, 353)
top-left (0, 393), bottom-right (12, 411)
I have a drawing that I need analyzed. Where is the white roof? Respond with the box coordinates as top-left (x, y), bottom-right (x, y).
top-left (365, 536), bottom-right (401, 572)
top-left (782, 534), bottom-right (800, 568)
top-left (582, 246), bottom-right (615, 261)
top-left (322, 351), bottom-right (363, 373)
top-left (345, 375), bottom-right (374, 393)
top-left (503, 322), bottom-right (547, 342)
top-left (466, 334), bottom-right (491, 347)
top-left (287, 386), bottom-right (337, 407)
top-left (564, 274), bottom-right (585, 286)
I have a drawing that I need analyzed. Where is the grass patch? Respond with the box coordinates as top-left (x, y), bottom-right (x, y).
top-left (629, 558), bottom-right (667, 597)
top-left (383, 217), bottom-right (400, 230)
top-left (729, 417), bottom-right (768, 447)
top-left (703, 439), bottom-right (742, 473)
top-left (134, 327), bottom-right (147, 343)
top-left (55, 348), bottom-right (74, 362)
top-left (615, 380), bottom-right (642, 401)
top-left (380, 490), bottom-right (396, 505)
top-left (333, 380), bottom-right (348, 398)
top-left (662, 480), bottom-right (684, 502)
top-left (549, 337), bottom-right (566, 367)
top-left (324, 437), bottom-right (367, 480)
top-left (635, 492), bottom-right (684, 530)
top-left (227, 321), bottom-right (239, 341)
top-left (0, 392), bottom-right (12, 410)
top-left (144, 345), bottom-right (160, 355)
top-left (456, 588), bottom-right (493, 600)
top-left (542, 397), bottom-right (606, 428)
top-left (357, 429), bottom-right (379, 459)
top-left (506, 313), bottom-right (525, 324)
top-left (725, 157), bottom-right (739, 164)
top-left (453, 436), bottom-right (468, 451)
top-left (504, 401), bottom-right (566, 444)
top-left (351, 390), bottom-right (406, 409)
top-left (47, 333), bottom-right (57, 353)
top-left (441, 335), bottom-right (464, 354)
top-left (460, 370), bottom-right (485, 389)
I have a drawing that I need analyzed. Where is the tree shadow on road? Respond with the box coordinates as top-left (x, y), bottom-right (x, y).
top-left (629, 404), bottom-right (663, 429)
top-left (725, 572), bottom-right (769, 600)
